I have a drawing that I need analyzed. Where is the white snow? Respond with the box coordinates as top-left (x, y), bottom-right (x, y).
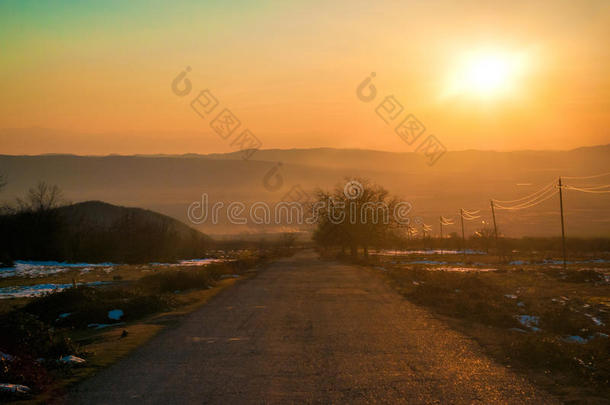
top-left (0, 261), bottom-right (118, 279)
top-left (509, 260), bottom-right (527, 265)
top-left (0, 383), bottom-right (31, 395)
top-left (87, 322), bottom-right (125, 329)
top-left (407, 260), bottom-right (448, 265)
top-left (59, 355), bottom-right (86, 364)
top-left (374, 249), bottom-right (485, 256)
top-left (0, 281), bottom-right (111, 299)
top-left (562, 335), bottom-right (587, 344)
top-left (516, 315), bottom-right (540, 331)
top-left (584, 313), bottom-right (605, 326)
top-left (150, 258), bottom-right (230, 267)
top-left (431, 266), bottom-right (497, 272)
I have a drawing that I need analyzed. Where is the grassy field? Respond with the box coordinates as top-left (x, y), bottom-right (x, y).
top-left (0, 250), bottom-right (281, 403)
top-left (361, 250), bottom-right (610, 403)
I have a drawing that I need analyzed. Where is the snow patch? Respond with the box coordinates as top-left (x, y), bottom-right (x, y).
top-left (0, 281), bottom-right (111, 299)
top-left (150, 258), bottom-right (230, 267)
top-left (516, 315), bottom-right (540, 331)
top-left (584, 313), bottom-right (605, 326)
top-left (563, 335), bottom-right (587, 344)
top-left (0, 261), bottom-right (117, 279)
top-left (0, 383), bottom-right (31, 395)
top-left (87, 322), bottom-right (125, 330)
top-left (59, 355), bottom-right (86, 364)
top-left (374, 249), bottom-right (485, 256)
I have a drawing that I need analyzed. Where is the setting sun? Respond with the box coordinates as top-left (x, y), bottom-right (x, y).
top-left (445, 49), bottom-right (528, 100)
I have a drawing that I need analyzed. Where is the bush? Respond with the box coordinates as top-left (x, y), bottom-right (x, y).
top-left (138, 269), bottom-right (215, 294)
top-left (0, 311), bottom-right (77, 359)
top-left (22, 286), bottom-right (171, 328)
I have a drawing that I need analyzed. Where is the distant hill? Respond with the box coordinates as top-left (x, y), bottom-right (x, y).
top-left (0, 201), bottom-right (211, 264)
top-left (1, 145), bottom-right (609, 237)
top-left (56, 200), bottom-right (209, 242)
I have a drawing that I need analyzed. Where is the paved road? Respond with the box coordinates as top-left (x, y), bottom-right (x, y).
top-left (67, 251), bottom-right (556, 404)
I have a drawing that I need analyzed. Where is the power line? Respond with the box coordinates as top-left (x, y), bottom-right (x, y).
top-left (491, 185), bottom-right (557, 209)
top-left (568, 184), bottom-right (610, 190)
top-left (492, 180), bottom-right (555, 204)
top-left (562, 185), bottom-right (610, 194)
top-left (494, 188), bottom-right (558, 210)
top-left (562, 172), bottom-right (610, 180)
top-left (461, 210), bottom-right (481, 220)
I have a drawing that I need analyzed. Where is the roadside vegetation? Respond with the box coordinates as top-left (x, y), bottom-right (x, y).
top-left (312, 178), bottom-right (610, 402)
top-left (0, 248), bottom-right (295, 402)
top-left (375, 255), bottom-right (610, 402)
top-left (0, 178), bottom-right (300, 401)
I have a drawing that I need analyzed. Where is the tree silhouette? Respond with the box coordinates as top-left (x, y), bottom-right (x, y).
top-left (311, 178), bottom-right (404, 258)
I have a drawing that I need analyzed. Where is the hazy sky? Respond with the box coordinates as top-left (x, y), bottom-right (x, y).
top-left (1, 0), bottom-right (609, 154)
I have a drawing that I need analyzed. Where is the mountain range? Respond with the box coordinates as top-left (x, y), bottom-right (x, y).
top-left (1, 145), bottom-right (609, 237)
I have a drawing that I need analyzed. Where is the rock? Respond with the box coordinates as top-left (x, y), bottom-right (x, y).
top-left (108, 309), bottom-right (124, 321)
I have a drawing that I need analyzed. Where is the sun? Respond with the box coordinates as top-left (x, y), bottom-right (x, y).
top-left (465, 55), bottom-right (511, 93)
top-left (445, 49), bottom-right (527, 100)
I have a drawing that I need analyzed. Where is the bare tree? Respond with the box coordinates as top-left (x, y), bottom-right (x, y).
top-left (472, 226), bottom-right (496, 253)
top-left (17, 181), bottom-right (64, 212)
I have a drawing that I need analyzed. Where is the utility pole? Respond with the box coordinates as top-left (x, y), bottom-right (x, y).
top-left (558, 177), bottom-right (567, 270)
top-left (439, 216), bottom-right (443, 255)
top-left (460, 208), bottom-right (466, 261)
top-left (421, 224), bottom-right (425, 249)
top-left (490, 200), bottom-right (499, 260)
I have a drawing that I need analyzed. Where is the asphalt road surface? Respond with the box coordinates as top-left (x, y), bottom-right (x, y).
top-left (67, 251), bottom-right (556, 404)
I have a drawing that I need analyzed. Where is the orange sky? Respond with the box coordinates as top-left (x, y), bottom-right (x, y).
top-left (1, 0), bottom-right (609, 154)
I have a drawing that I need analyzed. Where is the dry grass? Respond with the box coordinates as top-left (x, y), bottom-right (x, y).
top-left (368, 251), bottom-right (610, 403)
top-left (0, 250), bottom-right (274, 403)
top-left (10, 278), bottom-right (239, 405)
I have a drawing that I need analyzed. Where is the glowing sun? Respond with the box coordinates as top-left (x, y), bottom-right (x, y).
top-left (445, 49), bottom-right (527, 99)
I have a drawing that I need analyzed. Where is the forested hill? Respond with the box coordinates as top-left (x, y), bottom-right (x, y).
top-left (0, 201), bottom-right (211, 265)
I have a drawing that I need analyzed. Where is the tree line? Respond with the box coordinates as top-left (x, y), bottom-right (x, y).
top-left (0, 180), bottom-right (210, 265)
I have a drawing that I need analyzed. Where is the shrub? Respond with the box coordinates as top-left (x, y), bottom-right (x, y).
top-left (22, 286), bottom-right (171, 328)
top-left (0, 311), bottom-right (77, 359)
